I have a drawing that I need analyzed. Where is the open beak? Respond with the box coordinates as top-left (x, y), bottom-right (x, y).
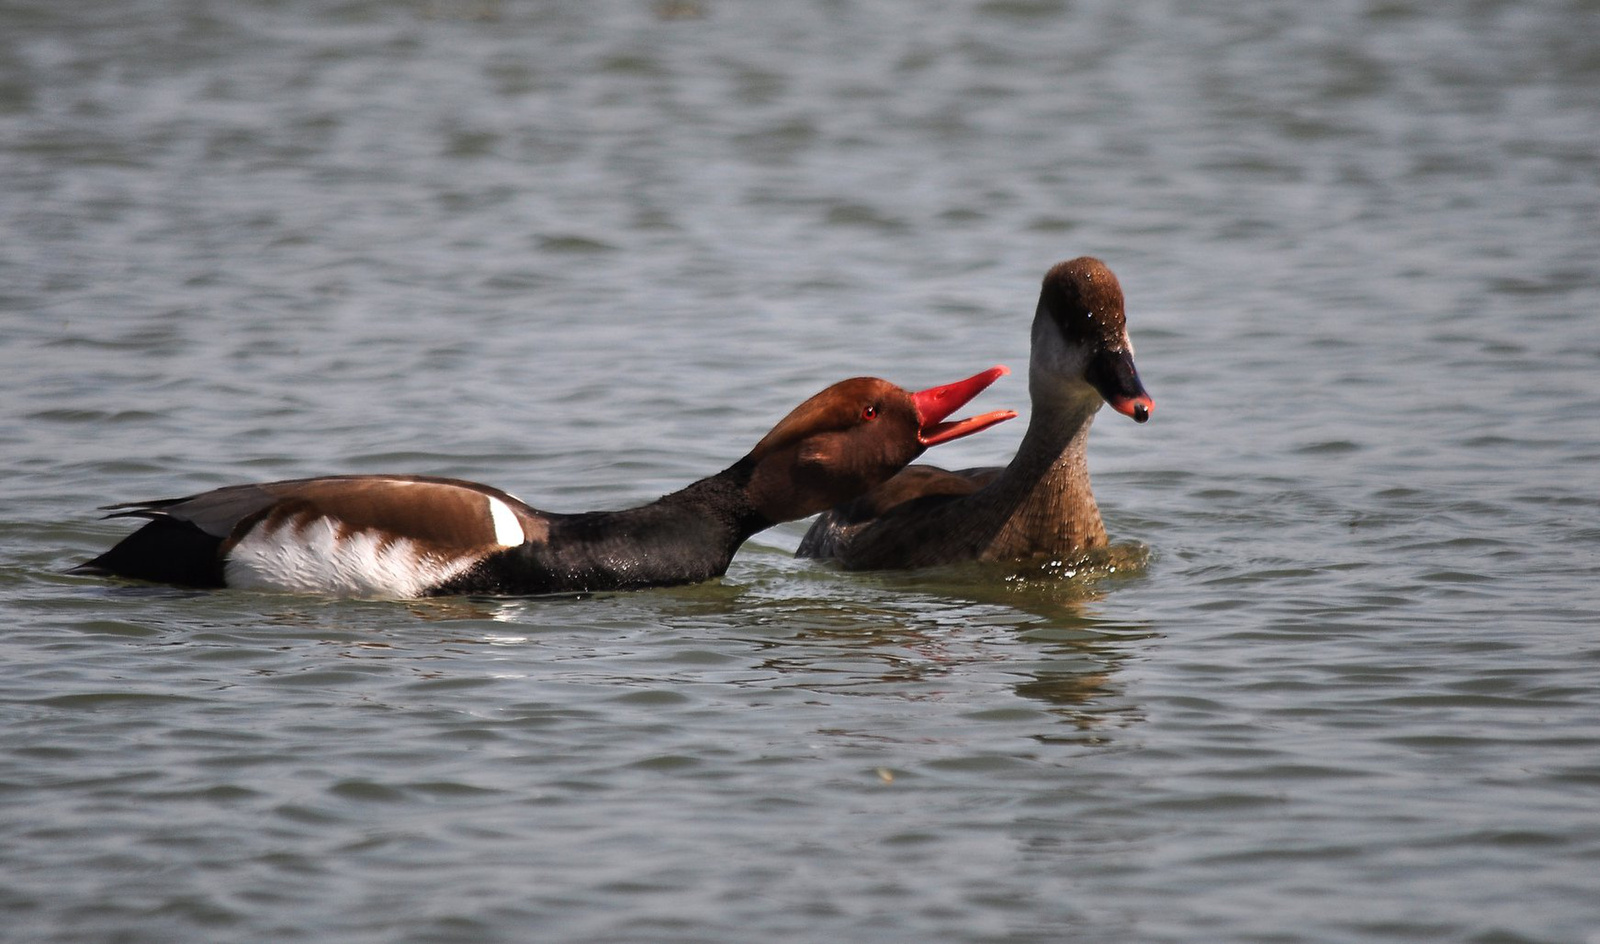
top-left (1085, 350), bottom-right (1154, 423)
top-left (911, 365), bottom-right (1018, 447)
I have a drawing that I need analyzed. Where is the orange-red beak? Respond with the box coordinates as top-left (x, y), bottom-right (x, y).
top-left (911, 365), bottom-right (1017, 447)
top-left (1086, 349), bottom-right (1154, 423)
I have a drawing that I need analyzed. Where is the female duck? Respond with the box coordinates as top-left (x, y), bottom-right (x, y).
top-left (798, 258), bottom-right (1153, 569)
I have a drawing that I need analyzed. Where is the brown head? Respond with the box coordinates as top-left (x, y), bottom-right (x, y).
top-left (745, 367), bottom-right (1017, 522)
top-left (1033, 257), bottom-right (1154, 422)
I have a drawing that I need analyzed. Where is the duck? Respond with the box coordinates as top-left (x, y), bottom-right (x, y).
top-left (76, 368), bottom-right (1016, 598)
top-left (796, 257), bottom-right (1153, 569)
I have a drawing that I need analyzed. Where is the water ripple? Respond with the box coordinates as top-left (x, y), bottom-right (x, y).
top-left (4, 1), bottom-right (1600, 942)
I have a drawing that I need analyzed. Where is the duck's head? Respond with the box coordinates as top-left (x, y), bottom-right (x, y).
top-left (745, 367), bottom-right (1017, 522)
top-left (1030, 257), bottom-right (1154, 422)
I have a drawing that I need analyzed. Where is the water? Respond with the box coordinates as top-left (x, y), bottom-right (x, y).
top-left (4, 0), bottom-right (1600, 941)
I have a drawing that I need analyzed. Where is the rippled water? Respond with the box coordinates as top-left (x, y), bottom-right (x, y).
top-left (4, 1), bottom-right (1600, 941)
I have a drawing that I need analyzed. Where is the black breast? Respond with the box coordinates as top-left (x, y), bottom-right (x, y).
top-left (428, 495), bottom-right (762, 596)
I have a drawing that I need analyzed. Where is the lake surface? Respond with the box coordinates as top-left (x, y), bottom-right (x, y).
top-left (4, 1), bottom-right (1599, 941)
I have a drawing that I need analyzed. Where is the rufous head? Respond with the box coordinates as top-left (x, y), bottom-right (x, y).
top-left (745, 367), bottom-right (1016, 522)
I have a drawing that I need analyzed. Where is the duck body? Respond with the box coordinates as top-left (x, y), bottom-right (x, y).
top-left (79, 371), bottom-right (1015, 598)
top-left (798, 258), bottom-right (1154, 570)
top-left (89, 473), bottom-right (761, 597)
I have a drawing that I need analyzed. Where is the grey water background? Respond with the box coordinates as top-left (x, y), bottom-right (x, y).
top-left (3, 0), bottom-right (1599, 941)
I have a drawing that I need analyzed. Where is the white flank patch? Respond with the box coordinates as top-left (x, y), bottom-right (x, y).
top-left (486, 495), bottom-right (524, 547)
top-left (225, 517), bottom-right (475, 599)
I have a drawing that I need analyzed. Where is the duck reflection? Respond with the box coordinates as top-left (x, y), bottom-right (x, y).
top-left (687, 542), bottom-right (1157, 736)
top-left (208, 543), bottom-right (1156, 742)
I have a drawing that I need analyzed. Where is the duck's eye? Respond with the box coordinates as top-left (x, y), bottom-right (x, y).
top-left (861, 404), bottom-right (879, 421)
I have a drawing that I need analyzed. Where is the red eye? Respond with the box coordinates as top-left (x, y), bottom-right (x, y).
top-left (862, 404), bottom-right (879, 421)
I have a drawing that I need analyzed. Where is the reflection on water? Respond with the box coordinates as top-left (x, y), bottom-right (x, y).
top-left (726, 556), bottom-right (1154, 733)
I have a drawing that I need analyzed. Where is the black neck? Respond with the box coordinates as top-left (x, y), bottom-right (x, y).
top-left (627, 456), bottom-right (774, 555)
top-left (432, 460), bottom-right (774, 596)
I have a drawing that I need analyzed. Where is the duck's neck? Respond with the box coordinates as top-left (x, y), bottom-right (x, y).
top-left (573, 460), bottom-right (776, 582)
top-left (978, 381), bottom-right (1108, 560)
top-left (439, 462), bottom-right (774, 595)
top-left (651, 460), bottom-right (775, 552)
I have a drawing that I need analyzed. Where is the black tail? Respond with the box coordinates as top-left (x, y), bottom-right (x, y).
top-left (74, 518), bottom-right (227, 588)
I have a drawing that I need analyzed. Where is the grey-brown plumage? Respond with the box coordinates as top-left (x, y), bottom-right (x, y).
top-left (798, 258), bottom-right (1154, 569)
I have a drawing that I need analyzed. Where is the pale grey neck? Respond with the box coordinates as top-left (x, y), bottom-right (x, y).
top-left (970, 375), bottom-right (1108, 559)
top-left (991, 385), bottom-right (1100, 499)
